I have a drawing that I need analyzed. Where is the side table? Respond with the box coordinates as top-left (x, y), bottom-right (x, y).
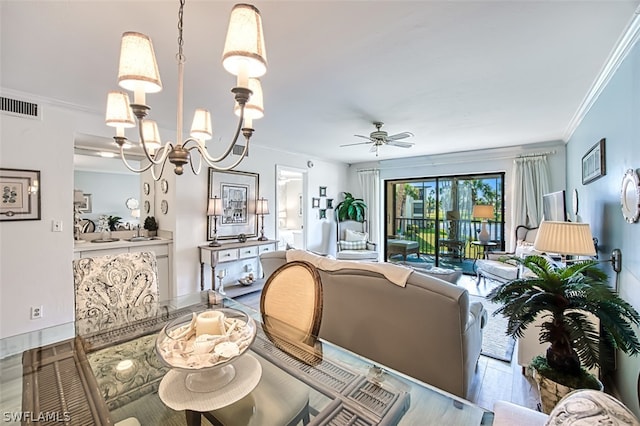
top-left (471, 241), bottom-right (497, 269)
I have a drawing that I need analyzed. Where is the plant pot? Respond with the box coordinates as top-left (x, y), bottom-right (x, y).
top-left (532, 367), bottom-right (603, 414)
top-left (147, 230), bottom-right (157, 237)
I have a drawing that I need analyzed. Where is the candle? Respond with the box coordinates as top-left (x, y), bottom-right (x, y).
top-left (196, 310), bottom-right (225, 337)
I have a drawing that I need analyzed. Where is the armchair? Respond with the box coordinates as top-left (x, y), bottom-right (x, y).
top-left (335, 220), bottom-right (378, 261)
top-left (475, 225), bottom-right (538, 284)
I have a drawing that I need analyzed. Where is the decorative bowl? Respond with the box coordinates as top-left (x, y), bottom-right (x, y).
top-left (155, 308), bottom-right (256, 373)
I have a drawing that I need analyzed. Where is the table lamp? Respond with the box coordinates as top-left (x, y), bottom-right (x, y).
top-left (256, 197), bottom-right (269, 241)
top-left (208, 196), bottom-right (224, 247)
top-left (533, 221), bottom-right (596, 265)
top-left (473, 205), bottom-right (495, 244)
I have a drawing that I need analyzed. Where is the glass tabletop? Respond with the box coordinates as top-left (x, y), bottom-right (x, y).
top-left (0, 291), bottom-right (493, 425)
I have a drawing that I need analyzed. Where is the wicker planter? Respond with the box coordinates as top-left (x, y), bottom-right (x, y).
top-left (533, 367), bottom-right (603, 414)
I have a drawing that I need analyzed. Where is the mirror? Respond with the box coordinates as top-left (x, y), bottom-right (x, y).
top-left (620, 169), bottom-right (640, 224)
top-left (73, 151), bottom-right (144, 230)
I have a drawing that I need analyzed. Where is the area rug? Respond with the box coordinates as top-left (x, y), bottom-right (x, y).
top-left (470, 294), bottom-right (515, 362)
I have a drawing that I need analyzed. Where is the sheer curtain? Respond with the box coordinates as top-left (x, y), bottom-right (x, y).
top-left (511, 155), bottom-right (550, 241)
top-left (357, 169), bottom-right (380, 248)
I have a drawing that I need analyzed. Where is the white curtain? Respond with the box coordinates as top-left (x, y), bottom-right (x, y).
top-left (511, 155), bottom-right (550, 238)
top-left (358, 169), bottom-right (380, 247)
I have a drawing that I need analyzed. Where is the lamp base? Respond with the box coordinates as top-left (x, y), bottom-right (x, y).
top-left (209, 240), bottom-right (221, 247)
top-left (478, 222), bottom-right (490, 244)
top-left (257, 235), bottom-right (268, 241)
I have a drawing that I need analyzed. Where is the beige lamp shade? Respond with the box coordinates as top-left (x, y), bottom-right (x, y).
top-left (534, 221), bottom-right (596, 256)
top-left (234, 78), bottom-right (264, 120)
top-left (256, 197), bottom-right (269, 215)
top-left (473, 205), bottom-right (495, 220)
top-left (73, 189), bottom-right (85, 204)
top-left (105, 91), bottom-right (135, 128)
top-left (117, 32), bottom-right (163, 94)
top-left (131, 208), bottom-right (141, 219)
top-left (208, 197), bottom-right (224, 216)
top-left (190, 109), bottom-right (213, 141)
top-left (222, 4), bottom-right (267, 78)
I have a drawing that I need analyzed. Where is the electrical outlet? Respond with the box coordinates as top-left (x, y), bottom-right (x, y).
top-left (52, 220), bottom-right (63, 232)
top-left (31, 306), bottom-right (43, 319)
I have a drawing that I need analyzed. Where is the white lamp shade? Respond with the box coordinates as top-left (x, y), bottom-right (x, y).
top-left (208, 197), bottom-right (224, 216)
top-left (222, 4), bottom-right (267, 78)
top-left (190, 108), bottom-right (213, 141)
top-left (473, 205), bottom-right (495, 219)
top-left (105, 91), bottom-right (135, 128)
top-left (234, 78), bottom-right (264, 120)
top-left (117, 32), bottom-right (163, 94)
top-left (534, 221), bottom-right (596, 256)
top-left (141, 120), bottom-right (162, 154)
top-left (73, 189), bottom-right (85, 204)
top-left (256, 197), bottom-right (269, 215)
top-left (131, 208), bottom-right (141, 218)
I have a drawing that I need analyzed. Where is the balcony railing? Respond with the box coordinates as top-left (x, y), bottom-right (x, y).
top-left (391, 218), bottom-right (504, 260)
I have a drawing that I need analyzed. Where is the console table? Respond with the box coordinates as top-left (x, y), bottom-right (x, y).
top-left (199, 239), bottom-right (277, 297)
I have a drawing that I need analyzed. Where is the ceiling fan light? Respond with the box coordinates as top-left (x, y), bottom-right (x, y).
top-left (117, 32), bottom-right (163, 95)
top-left (222, 4), bottom-right (267, 78)
top-left (234, 78), bottom-right (264, 120)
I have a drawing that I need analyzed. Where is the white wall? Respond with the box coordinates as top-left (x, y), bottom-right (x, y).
top-left (0, 106), bottom-right (76, 338)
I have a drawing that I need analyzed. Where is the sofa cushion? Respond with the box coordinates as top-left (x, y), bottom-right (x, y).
top-left (339, 240), bottom-right (367, 250)
top-left (477, 259), bottom-right (520, 281)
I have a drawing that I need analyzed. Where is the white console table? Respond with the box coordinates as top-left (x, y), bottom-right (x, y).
top-left (199, 239), bottom-right (277, 298)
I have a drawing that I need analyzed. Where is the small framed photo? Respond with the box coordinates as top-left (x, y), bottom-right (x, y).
top-left (319, 209), bottom-right (327, 219)
top-left (582, 138), bottom-right (606, 185)
top-left (319, 186), bottom-right (327, 197)
top-left (78, 193), bottom-right (92, 213)
top-left (326, 198), bottom-right (334, 209)
top-left (0, 168), bottom-right (41, 221)
top-left (312, 198), bottom-right (320, 208)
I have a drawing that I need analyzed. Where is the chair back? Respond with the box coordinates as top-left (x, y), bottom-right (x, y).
top-left (73, 252), bottom-right (159, 335)
top-left (515, 225), bottom-right (538, 244)
top-left (337, 220), bottom-right (367, 241)
top-left (260, 261), bottom-right (323, 344)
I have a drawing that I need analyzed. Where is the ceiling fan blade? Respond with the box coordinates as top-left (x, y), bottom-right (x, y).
top-left (386, 140), bottom-right (414, 148)
top-left (340, 141), bottom-right (372, 147)
top-left (354, 134), bottom-right (372, 140)
top-left (386, 132), bottom-right (414, 141)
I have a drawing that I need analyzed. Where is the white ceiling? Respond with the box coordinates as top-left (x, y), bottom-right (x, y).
top-left (2, 0), bottom-right (639, 165)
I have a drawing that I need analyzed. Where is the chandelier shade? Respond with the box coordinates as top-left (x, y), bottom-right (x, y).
top-left (117, 32), bottom-right (163, 100)
top-left (105, 91), bottom-right (135, 135)
top-left (141, 120), bottom-right (162, 154)
top-left (234, 78), bottom-right (264, 120)
top-left (222, 4), bottom-right (268, 79)
top-left (190, 108), bottom-right (213, 141)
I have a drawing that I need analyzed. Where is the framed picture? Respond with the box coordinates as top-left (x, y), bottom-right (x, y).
top-left (208, 169), bottom-right (258, 240)
top-left (78, 194), bottom-right (92, 213)
top-left (319, 186), bottom-right (327, 197)
top-left (319, 209), bottom-right (327, 219)
top-left (326, 198), bottom-right (334, 209)
top-left (582, 138), bottom-right (606, 185)
top-left (312, 197), bottom-right (320, 208)
top-left (0, 168), bottom-right (41, 221)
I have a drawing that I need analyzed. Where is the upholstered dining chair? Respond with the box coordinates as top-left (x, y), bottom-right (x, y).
top-left (73, 251), bottom-right (159, 336)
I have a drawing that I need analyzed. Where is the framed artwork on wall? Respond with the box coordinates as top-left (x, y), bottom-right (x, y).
top-left (319, 186), bottom-right (327, 197)
top-left (582, 138), bottom-right (606, 185)
top-left (319, 209), bottom-right (327, 219)
top-left (79, 194), bottom-right (93, 213)
top-left (312, 197), bottom-right (320, 208)
top-left (208, 169), bottom-right (258, 240)
top-left (0, 168), bottom-right (41, 221)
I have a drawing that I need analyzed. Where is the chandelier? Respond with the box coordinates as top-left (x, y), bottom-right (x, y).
top-left (105, 1), bottom-right (266, 180)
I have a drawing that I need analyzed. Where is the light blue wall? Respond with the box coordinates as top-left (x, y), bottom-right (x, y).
top-left (566, 38), bottom-right (640, 415)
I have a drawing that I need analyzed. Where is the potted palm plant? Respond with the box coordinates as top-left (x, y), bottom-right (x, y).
top-left (488, 255), bottom-right (640, 413)
top-left (335, 192), bottom-right (367, 222)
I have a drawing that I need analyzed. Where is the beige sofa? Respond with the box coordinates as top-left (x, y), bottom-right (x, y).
top-left (260, 250), bottom-right (487, 399)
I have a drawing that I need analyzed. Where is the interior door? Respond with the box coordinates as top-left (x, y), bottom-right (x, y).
top-left (275, 165), bottom-right (307, 250)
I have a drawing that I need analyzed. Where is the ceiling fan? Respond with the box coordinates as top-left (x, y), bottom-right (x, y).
top-left (340, 122), bottom-right (414, 156)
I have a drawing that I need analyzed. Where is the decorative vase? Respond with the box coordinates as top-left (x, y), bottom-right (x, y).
top-left (101, 230), bottom-right (111, 241)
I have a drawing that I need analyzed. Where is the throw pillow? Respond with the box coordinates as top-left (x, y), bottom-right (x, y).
top-left (515, 240), bottom-right (540, 258)
top-left (345, 229), bottom-right (368, 242)
top-left (339, 240), bottom-right (367, 250)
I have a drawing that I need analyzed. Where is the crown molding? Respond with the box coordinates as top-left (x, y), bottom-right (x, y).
top-left (563, 8), bottom-right (640, 142)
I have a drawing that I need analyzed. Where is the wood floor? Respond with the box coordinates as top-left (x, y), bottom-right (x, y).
top-left (235, 274), bottom-right (541, 414)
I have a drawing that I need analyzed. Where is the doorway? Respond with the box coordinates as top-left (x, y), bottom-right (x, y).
top-left (275, 165), bottom-right (307, 250)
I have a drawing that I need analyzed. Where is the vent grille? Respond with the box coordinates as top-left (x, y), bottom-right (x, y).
top-left (1, 96), bottom-right (40, 119)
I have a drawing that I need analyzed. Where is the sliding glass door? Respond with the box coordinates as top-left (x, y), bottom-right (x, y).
top-left (385, 173), bottom-right (504, 272)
